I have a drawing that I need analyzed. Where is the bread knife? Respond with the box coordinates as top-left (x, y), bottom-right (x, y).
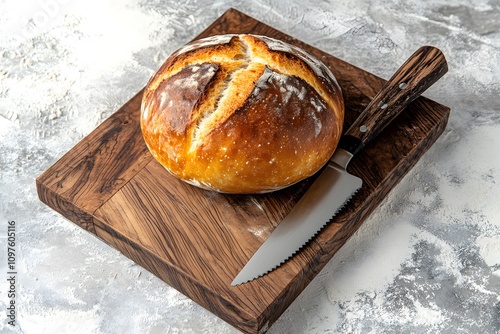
top-left (231, 46), bottom-right (448, 286)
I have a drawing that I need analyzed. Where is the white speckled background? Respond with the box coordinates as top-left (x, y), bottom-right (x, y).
top-left (1, 0), bottom-right (499, 333)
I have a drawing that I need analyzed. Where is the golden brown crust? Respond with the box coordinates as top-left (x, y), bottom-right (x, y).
top-left (141, 34), bottom-right (344, 193)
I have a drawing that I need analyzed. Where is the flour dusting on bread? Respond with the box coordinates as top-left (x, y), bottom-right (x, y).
top-left (141, 34), bottom-right (344, 193)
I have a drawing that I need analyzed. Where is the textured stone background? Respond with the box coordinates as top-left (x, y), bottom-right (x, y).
top-left (1, 0), bottom-right (499, 333)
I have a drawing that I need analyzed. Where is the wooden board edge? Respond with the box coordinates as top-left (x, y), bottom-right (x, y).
top-left (36, 178), bottom-right (96, 232)
top-left (36, 90), bottom-right (153, 231)
top-left (92, 217), bottom-right (260, 334)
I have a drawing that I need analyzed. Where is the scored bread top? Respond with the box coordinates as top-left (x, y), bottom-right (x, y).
top-left (141, 34), bottom-right (344, 193)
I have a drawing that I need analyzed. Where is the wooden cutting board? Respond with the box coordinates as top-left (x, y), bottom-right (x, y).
top-left (36, 8), bottom-right (450, 334)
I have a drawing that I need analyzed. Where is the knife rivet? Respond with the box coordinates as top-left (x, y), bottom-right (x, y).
top-left (359, 125), bottom-right (367, 133)
top-left (399, 82), bottom-right (407, 89)
top-left (378, 101), bottom-right (388, 109)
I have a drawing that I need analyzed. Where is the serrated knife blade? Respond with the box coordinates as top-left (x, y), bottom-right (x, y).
top-left (231, 46), bottom-right (448, 286)
top-left (231, 149), bottom-right (361, 286)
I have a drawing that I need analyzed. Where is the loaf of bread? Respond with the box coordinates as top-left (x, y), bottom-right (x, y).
top-left (140, 34), bottom-right (344, 193)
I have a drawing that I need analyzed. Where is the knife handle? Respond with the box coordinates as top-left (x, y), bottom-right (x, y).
top-left (338, 46), bottom-right (448, 156)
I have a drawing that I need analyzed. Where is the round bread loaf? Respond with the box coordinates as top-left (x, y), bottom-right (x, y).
top-left (141, 34), bottom-right (344, 193)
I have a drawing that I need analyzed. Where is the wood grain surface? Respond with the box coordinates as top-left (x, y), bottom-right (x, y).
top-left (36, 8), bottom-right (451, 334)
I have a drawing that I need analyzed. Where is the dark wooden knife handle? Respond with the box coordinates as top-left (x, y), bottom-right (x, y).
top-left (339, 46), bottom-right (448, 156)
